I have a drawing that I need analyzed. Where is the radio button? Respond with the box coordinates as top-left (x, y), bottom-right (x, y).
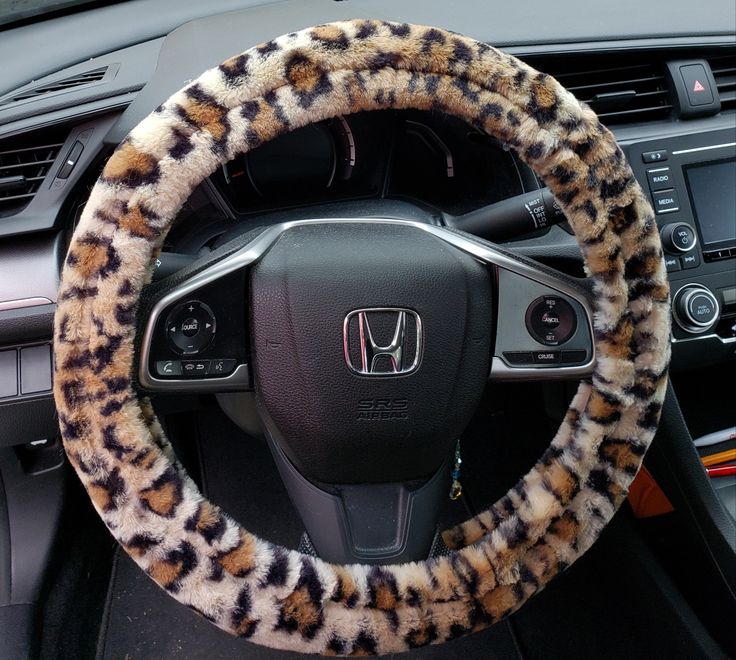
top-left (661, 222), bottom-right (696, 253)
top-left (642, 150), bottom-right (668, 163)
top-left (646, 167), bottom-right (673, 192)
top-left (652, 190), bottom-right (680, 214)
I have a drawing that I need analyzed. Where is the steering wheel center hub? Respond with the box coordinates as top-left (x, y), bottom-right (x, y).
top-left (250, 222), bottom-right (493, 484)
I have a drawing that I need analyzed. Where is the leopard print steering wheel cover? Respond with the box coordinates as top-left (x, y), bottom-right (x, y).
top-left (53, 20), bottom-right (671, 655)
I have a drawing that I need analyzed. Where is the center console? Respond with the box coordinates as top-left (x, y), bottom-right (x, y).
top-left (628, 127), bottom-right (736, 371)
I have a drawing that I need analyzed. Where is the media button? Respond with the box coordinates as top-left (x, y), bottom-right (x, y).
top-left (652, 190), bottom-right (680, 214)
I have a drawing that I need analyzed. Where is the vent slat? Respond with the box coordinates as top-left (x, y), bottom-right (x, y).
top-left (0, 143), bottom-right (64, 157)
top-left (567, 75), bottom-right (665, 93)
top-left (6, 66), bottom-right (107, 104)
top-left (597, 105), bottom-right (673, 120)
top-left (0, 192), bottom-right (37, 202)
top-left (0, 159), bottom-right (57, 172)
top-left (522, 52), bottom-right (672, 126)
top-left (552, 63), bottom-right (655, 80)
top-left (583, 89), bottom-right (669, 104)
top-left (0, 128), bottom-right (66, 218)
top-left (709, 51), bottom-right (736, 110)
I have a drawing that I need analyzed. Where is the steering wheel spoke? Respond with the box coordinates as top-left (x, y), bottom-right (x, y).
top-left (427, 229), bottom-right (596, 381)
top-left (136, 228), bottom-right (281, 393)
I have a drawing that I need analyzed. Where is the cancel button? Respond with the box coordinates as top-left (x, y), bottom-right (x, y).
top-left (533, 351), bottom-right (560, 364)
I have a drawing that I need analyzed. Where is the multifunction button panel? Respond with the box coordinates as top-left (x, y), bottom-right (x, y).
top-left (165, 300), bottom-right (216, 355)
top-left (141, 269), bottom-right (250, 390)
top-left (494, 269), bottom-right (593, 374)
top-left (627, 128), bottom-right (736, 368)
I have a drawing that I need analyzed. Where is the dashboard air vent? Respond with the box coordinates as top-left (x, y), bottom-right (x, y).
top-left (524, 54), bottom-right (671, 126)
top-left (6, 66), bottom-right (108, 104)
top-left (709, 52), bottom-right (736, 112)
top-left (0, 128), bottom-right (66, 217)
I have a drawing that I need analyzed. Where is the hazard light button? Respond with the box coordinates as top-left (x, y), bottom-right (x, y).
top-left (667, 59), bottom-right (720, 118)
top-left (680, 64), bottom-right (714, 106)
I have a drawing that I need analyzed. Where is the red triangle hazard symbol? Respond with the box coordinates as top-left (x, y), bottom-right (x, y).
top-left (693, 80), bottom-right (706, 93)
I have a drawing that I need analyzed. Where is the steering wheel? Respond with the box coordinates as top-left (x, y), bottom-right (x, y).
top-left (53, 20), bottom-right (671, 656)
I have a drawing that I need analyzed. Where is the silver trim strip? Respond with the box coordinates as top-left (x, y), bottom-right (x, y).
top-left (671, 142), bottom-right (736, 155)
top-left (0, 296), bottom-right (54, 311)
top-left (671, 333), bottom-right (736, 345)
top-left (138, 219), bottom-right (596, 391)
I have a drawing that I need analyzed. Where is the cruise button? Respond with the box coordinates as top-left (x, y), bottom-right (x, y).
top-left (652, 189), bottom-right (680, 214)
top-left (532, 351), bottom-right (560, 364)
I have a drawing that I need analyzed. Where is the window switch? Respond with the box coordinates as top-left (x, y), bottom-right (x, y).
top-left (0, 350), bottom-right (18, 398)
top-left (20, 344), bottom-right (52, 394)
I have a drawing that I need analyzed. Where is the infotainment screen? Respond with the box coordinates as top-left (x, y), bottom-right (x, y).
top-left (684, 158), bottom-right (736, 249)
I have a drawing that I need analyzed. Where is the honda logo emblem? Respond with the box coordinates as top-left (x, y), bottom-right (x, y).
top-left (343, 308), bottom-right (422, 376)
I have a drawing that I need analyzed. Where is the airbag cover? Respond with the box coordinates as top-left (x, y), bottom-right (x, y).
top-left (250, 222), bottom-right (492, 483)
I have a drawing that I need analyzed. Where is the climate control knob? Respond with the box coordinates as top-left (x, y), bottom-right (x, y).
top-left (673, 285), bottom-right (719, 333)
top-left (661, 222), bottom-right (697, 254)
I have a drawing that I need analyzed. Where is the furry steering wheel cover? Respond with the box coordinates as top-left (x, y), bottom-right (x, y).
top-left (53, 20), bottom-right (671, 655)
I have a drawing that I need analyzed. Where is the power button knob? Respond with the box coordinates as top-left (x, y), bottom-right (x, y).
top-left (661, 222), bottom-right (697, 254)
top-left (673, 285), bottom-right (719, 333)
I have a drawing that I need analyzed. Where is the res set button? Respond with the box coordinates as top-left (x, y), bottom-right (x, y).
top-left (525, 296), bottom-right (577, 346)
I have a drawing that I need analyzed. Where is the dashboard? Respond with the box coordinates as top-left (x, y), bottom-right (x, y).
top-left (0, 0), bottom-right (735, 433)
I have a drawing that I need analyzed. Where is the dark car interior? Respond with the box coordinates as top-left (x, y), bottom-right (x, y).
top-left (0, 1), bottom-right (735, 658)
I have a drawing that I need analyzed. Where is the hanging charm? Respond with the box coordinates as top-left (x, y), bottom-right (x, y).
top-left (449, 439), bottom-right (463, 500)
